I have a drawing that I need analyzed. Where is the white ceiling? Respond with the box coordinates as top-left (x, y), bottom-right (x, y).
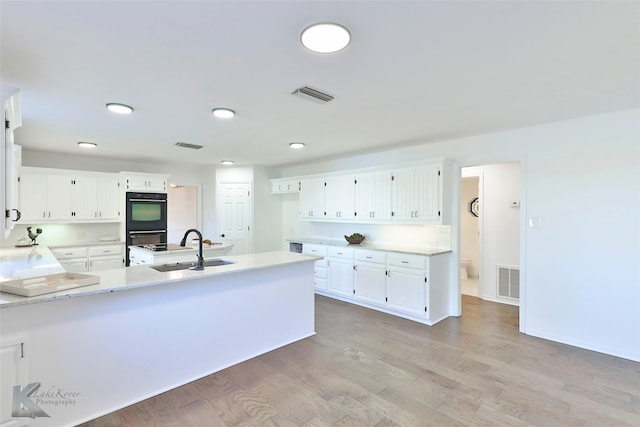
top-left (2, 1), bottom-right (639, 167)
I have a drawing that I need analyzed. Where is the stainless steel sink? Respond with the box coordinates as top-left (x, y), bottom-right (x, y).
top-left (150, 259), bottom-right (234, 272)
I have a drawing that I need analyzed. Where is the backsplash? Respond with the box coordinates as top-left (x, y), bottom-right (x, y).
top-left (5, 223), bottom-right (122, 247)
top-left (294, 221), bottom-right (451, 250)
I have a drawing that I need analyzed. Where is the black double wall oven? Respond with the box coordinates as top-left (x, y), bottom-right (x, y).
top-left (125, 192), bottom-right (167, 266)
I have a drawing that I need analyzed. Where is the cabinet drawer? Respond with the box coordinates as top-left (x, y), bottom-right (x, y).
top-left (88, 244), bottom-right (123, 257)
top-left (327, 246), bottom-right (354, 259)
top-left (314, 265), bottom-right (328, 279)
top-left (303, 244), bottom-right (328, 257)
top-left (355, 249), bottom-right (385, 264)
top-left (51, 247), bottom-right (88, 259)
top-left (387, 252), bottom-right (426, 269)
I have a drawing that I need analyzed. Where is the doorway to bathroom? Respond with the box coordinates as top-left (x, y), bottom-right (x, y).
top-left (460, 162), bottom-right (521, 307)
top-left (460, 175), bottom-right (480, 297)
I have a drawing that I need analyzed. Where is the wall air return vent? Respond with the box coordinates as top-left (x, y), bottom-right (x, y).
top-left (291, 86), bottom-right (335, 103)
top-left (175, 142), bottom-right (203, 150)
top-left (497, 265), bottom-right (520, 300)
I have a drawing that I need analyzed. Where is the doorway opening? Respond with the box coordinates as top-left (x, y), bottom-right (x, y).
top-left (460, 162), bottom-right (521, 309)
top-left (167, 184), bottom-right (200, 244)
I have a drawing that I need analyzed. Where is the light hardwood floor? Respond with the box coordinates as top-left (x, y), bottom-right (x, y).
top-left (81, 295), bottom-right (640, 426)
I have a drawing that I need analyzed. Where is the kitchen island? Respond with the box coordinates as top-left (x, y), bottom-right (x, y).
top-left (0, 246), bottom-right (318, 427)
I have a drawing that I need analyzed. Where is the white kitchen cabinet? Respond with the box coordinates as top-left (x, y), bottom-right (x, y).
top-left (303, 243), bottom-right (329, 291)
top-left (51, 246), bottom-right (89, 272)
top-left (19, 168), bottom-right (122, 223)
top-left (0, 334), bottom-right (29, 426)
top-left (17, 172), bottom-right (48, 222)
top-left (392, 165), bottom-right (441, 223)
top-left (52, 244), bottom-right (124, 272)
top-left (2, 88), bottom-right (22, 242)
top-left (354, 171), bottom-right (393, 222)
top-left (386, 253), bottom-right (429, 318)
top-left (304, 241), bottom-right (451, 325)
top-left (122, 173), bottom-right (167, 193)
top-left (299, 178), bottom-right (325, 219)
top-left (71, 175), bottom-right (98, 220)
top-left (354, 249), bottom-right (387, 307)
top-left (270, 178), bottom-right (299, 194)
top-left (327, 246), bottom-right (354, 298)
top-left (88, 245), bottom-right (124, 270)
top-left (96, 176), bottom-right (121, 220)
top-left (324, 176), bottom-right (355, 220)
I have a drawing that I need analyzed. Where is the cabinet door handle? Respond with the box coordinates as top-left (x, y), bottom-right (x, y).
top-left (401, 261), bottom-right (409, 264)
top-left (366, 256), bottom-right (372, 259)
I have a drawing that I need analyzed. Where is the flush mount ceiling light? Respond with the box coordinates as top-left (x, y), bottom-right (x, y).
top-left (221, 160), bottom-right (234, 165)
top-left (106, 103), bottom-right (134, 114)
top-left (212, 108), bottom-right (235, 119)
top-left (289, 142), bottom-right (305, 149)
top-left (301, 22), bottom-right (351, 53)
top-left (77, 142), bottom-right (97, 148)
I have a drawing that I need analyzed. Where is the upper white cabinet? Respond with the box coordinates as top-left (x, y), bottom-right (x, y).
top-left (96, 176), bottom-right (121, 220)
top-left (270, 178), bottom-right (299, 194)
top-left (2, 87), bottom-right (22, 241)
top-left (294, 162), bottom-right (445, 224)
top-left (391, 165), bottom-right (441, 222)
top-left (354, 171), bottom-right (393, 222)
top-left (122, 173), bottom-right (167, 193)
top-left (19, 167), bottom-right (122, 223)
top-left (299, 178), bottom-right (325, 219)
top-left (324, 176), bottom-right (355, 220)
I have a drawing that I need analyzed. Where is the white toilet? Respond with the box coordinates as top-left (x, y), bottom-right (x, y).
top-left (460, 258), bottom-right (472, 280)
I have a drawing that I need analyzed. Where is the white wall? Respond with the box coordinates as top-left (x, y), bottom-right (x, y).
top-left (278, 108), bottom-right (640, 362)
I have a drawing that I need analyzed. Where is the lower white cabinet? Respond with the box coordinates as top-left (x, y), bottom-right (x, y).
top-left (387, 253), bottom-right (429, 318)
top-left (303, 244), bottom-right (329, 291)
top-left (306, 243), bottom-right (451, 325)
top-left (52, 244), bottom-right (124, 272)
top-left (327, 247), bottom-right (354, 298)
top-left (354, 249), bottom-right (387, 307)
top-left (0, 335), bottom-right (29, 426)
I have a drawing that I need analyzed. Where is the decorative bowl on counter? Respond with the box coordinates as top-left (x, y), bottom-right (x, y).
top-left (345, 233), bottom-right (365, 245)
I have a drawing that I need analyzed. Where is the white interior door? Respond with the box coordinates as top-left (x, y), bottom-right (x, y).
top-left (217, 182), bottom-right (252, 255)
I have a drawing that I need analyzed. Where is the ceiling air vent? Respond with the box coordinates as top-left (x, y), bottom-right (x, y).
top-left (175, 142), bottom-right (203, 150)
top-left (291, 86), bottom-right (334, 103)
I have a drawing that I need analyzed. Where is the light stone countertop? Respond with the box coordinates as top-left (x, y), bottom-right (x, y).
top-left (0, 247), bottom-right (320, 308)
top-left (287, 237), bottom-right (452, 256)
top-left (50, 240), bottom-right (125, 248)
top-left (129, 242), bottom-right (234, 256)
top-left (0, 245), bottom-right (66, 281)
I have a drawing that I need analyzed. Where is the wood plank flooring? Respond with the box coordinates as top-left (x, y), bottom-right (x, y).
top-left (81, 295), bottom-right (640, 426)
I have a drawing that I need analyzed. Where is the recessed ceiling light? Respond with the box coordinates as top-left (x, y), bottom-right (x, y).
top-left (221, 160), bottom-right (234, 165)
top-left (289, 142), bottom-right (305, 149)
top-left (106, 103), bottom-right (134, 114)
top-left (212, 108), bottom-right (235, 119)
top-left (77, 142), bottom-right (97, 148)
top-left (301, 23), bottom-right (351, 53)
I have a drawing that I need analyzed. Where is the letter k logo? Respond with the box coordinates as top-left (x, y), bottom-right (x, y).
top-left (11, 382), bottom-right (50, 418)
